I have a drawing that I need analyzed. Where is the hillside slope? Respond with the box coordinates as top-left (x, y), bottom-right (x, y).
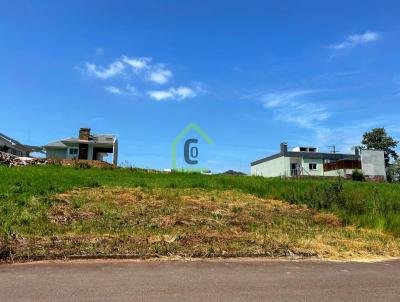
top-left (2, 186), bottom-right (400, 261)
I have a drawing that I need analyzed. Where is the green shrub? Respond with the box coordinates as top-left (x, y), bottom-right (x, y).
top-left (352, 169), bottom-right (365, 181)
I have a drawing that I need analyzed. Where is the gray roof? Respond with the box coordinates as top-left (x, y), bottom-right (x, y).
top-left (44, 140), bottom-right (68, 148)
top-left (62, 134), bottom-right (116, 144)
top-left (251, 149), bottom-right (359, 166)
top-left (0, 132), bottom-right (23, 146)
top-left (44, 134), bottom-right (117, 149)
top-left (0, 133), bottom-right (40, 151)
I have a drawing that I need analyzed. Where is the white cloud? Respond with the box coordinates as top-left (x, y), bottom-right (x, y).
top-left (147, 86), bottom-right (196, 101)
top-left (83, 55), bottom-right (201, 100)
top-left (146, 67), bottom-right (173, 84)
top-left (262, 90), bottom-right (317, 108)
top-left (104, 84), bottom-right (139, 96)
top-left (274, 106), bottom-right (329, 129)
top-left (388, 126), bottom-right (400, 133)
top-left (175, 86), bottom-right (196, 98)
top-left (84, 56), bottom-right (152, 79)
top-left (125, 84), bottom-right (138, 94)
top-left (314, 119), bottom-right (396, 153)
top-left (104, 86), bottom-right (123, 94)
top-left (191, 81), bottom-right (207, 94)
top-left (122, 56), bottom-right (151, 72)
top-left (85, 61), bottom-right (125, 79)
top-left (331, 31), bottom-right (381, 50)
top-left (260, 90), bottom-right (329, 129)
top-left (147, 90), bottom-right (174, 101)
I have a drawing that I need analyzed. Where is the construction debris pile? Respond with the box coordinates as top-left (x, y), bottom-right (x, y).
top-left (0, 151), bottom-right (47, 167)
top-left (0, 151), bottom-right (115, 168)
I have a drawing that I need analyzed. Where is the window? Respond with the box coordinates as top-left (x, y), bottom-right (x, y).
top-left (309, 163), bottom-right (317, 170)
top-left (68, 148), bottom-right (78, 156)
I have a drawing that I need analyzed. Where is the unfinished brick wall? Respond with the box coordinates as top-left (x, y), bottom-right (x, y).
top-left (79, 128), bottom-right (91, 141)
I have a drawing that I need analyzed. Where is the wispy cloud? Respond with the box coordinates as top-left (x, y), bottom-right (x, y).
top-left (122, 56), bottom-right (151, 72)
top-left (122, 56), bottom-right (173, 83)
top-left (84, 56), bottom-right (172, 83)
top-left (192, 81), bottom-right (207, 94)
top-left (85, 61), bottom-right (125, 79)
top-left (258, 88), bottom-right (399, 153)
top-left (146, 67), bottom-right (173, 84)
top-left (388, 126), bottom-right (400, 133)
top-left (314, 118), bottom-right (400, 153)
top-left (83, 54), bottom-right (200, 100)
top-left (262, 90), bottom-right (317, 108)
top-left (125, 84), bottom-right (138, 94)
top-left (260, 90), bottom-right (329, 128)
top-left (331, 31), bottom-right (381, 50)
top-left (104, 86), bottom-right (123, 94)
top-left (104, 84), bottom-right (139, 96)
top-left (148, 86), bottom-right (196, 101)
top-left (274, 106), bottom-right (329, 129)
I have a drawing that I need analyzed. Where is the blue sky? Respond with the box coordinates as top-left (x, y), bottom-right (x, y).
top-left (1, 0), bottom-right (400, 173)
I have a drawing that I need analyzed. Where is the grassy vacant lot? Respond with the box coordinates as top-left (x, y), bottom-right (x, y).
top-left (1, 165), bottom-right (400, 261)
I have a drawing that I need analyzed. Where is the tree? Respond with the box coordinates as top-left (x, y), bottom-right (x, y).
top-left (362, 128), bottom-right (398, 167)
top-left (387, 159), bottom-right (400, 182)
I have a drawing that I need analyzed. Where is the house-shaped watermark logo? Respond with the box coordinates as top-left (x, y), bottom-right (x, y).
top-left (172, 123), bottom-right (214, 172)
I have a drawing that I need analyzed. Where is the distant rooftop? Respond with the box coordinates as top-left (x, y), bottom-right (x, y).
top-left (62, 134), bottom-right (117, 144)
top-left (45, 129), bottom-right (117, 148)
top-left (0, 132), bottom-right (40, 151)
top-left (251, 142), bottom-right (358, 166)
top-left (0, 132), bottom-right (24, 146)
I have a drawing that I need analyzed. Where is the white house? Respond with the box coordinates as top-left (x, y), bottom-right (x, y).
top-left (44, 128), bottom-right (118, 165)
top-left (251, 143), bottom-right (386, 181)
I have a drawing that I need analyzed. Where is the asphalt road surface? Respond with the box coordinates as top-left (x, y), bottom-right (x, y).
top-left (1, 259), bottom-right (400, 301)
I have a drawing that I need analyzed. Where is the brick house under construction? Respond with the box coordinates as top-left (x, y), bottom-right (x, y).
top-left (44, 128), bottom-right (118, 165)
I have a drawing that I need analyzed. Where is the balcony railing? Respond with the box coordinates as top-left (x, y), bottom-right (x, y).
top-left (323, 159), bottom-right (361, 172)
top-left (290, 169), bottom-right (300, 176)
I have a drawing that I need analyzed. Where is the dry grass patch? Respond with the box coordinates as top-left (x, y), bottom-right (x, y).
top-left (3, 186), bottom-right (400, 261)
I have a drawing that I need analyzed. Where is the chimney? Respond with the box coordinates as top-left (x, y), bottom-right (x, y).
top-left (354, 146), bottom-right (360, 156)
top-left (79, 128), bottom-right (91, 141)
top-left (280, 142), bottom-right (288, 155)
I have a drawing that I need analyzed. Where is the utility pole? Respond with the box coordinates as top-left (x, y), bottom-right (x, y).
top-left (328, 145), bottom-right (337, 154)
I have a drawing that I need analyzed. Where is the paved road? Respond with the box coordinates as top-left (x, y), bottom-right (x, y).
top-left (1, 259), bottom-right (400, 301)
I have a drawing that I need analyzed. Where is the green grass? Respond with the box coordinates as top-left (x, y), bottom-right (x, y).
top-left (1, 165), bottom-right (400, 260)
top-left (1, 165), bottom-right (400, 237)
top-left (3, 185), bottom-right (400, 260)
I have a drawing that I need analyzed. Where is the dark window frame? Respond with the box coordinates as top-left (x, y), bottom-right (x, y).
top-left (309, 163), bottom-right (317, 170)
